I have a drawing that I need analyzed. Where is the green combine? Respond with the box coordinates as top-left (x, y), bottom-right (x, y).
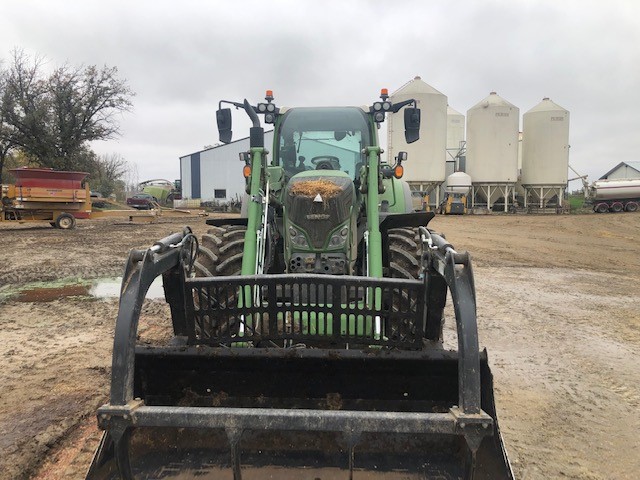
top-left (86, 90), bottom-right (513, 479)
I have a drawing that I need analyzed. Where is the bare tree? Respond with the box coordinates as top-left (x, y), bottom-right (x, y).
top-left (122, 160), bottom-right (139, 196)
top-left (0, 51), bottom-right (48, 181)
top-left (1, 49), bottom-right (134, 172)
top-left (91, 152), bottom-right (129, 197)
top-left (0, 68), bottom-right (18, 183)
top-left (47, 64), bottom-right (134, 162)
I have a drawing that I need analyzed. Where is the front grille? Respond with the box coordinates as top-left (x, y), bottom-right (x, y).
top-left (187, 274), bottom-right (425, 349)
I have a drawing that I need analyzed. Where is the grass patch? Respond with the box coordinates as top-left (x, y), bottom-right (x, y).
top-left (568, 194), bottom-right (586, 212)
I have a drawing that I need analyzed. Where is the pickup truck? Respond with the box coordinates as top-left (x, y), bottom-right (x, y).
top-left (126, 192), bottom-right (157, 210)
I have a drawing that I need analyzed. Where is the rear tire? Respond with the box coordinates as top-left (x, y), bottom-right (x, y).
top-left (625, 202), bottom-right (638, 212)
top-left (594, 203), bottom-right (609, 213)
top-left (193, 225), bottom-right (246, 336)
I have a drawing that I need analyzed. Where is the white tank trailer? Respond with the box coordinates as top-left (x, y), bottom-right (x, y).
top-left (466, 92), bottom-right (519, 211)
top-left (591, 178), bottom-right (640, 213)
top-left (521, 98), bottom-right (570, 209)
top-left (389, 76), bottom-right (447, 206)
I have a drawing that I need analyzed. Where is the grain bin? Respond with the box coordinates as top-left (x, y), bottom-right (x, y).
top-left (466, 92), bottom-right (519, 211)
top-left (447, 105), bottom-right (465, 151)
top-left (521, 98), bottom-right (569, 185)
top-left (520, 98), bottom-right (570, 209)
top-left (466, 92), bottom-right (519, 183)
top-left (388, 76), bottom-right (447, 186)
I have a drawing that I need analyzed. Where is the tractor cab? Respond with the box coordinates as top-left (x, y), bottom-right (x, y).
top-left (276, 107), bottom-right (372, 181)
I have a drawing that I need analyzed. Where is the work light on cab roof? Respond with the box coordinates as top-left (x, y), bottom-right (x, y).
top-left (256, 89), bottom-right (277, 123)
top-left (371, 88), bottom-right (393, 123)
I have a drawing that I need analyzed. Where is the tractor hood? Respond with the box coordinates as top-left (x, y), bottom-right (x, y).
top-left (285, 171), bottom-right (355, 249)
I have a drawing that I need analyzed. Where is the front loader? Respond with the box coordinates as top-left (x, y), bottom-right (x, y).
top-left (86, 90), bottom-right (513, 479)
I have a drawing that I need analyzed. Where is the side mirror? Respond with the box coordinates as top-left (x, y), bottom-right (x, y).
top-left (216, 108), bottom-right (233, 144)
top-left (404, 108), bottom-right (421, 144)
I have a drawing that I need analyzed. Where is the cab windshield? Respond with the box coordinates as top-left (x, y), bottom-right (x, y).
top-left (276, 107), bottom-right (372, 179)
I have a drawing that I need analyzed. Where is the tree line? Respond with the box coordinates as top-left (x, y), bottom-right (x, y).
top-left (0, 49), bottom-right (136, 197)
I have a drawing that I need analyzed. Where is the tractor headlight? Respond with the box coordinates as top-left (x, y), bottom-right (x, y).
top-left (292, 235), bottom-right (309, 248)
top-left (289, 227), bottom-right (309, 248)
top-left (329, 226), bottom-right (349, 247)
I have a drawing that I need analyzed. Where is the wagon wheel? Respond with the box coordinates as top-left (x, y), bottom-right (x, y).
top-left (55, 213), bottom-right (77, 229)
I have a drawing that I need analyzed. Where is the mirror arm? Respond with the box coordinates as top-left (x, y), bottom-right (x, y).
top-left (219, 99), bottom-right (250, 110)
top-left (391, 98), bottom-right (416, 113)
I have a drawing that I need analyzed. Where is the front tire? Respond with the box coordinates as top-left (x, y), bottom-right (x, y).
top-left (386, 227), bottom-right (425, 341)
top-left (193, 225), bottom-right (246, 336)
top-left (387, 228), bottom-right (421, 280)
top-left (194, 225), bottom-right (246, 277)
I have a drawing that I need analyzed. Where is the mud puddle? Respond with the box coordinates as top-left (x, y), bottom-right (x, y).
top-left (0, 277), bottom-right (165, 303)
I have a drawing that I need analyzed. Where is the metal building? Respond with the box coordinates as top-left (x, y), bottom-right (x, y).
top-left (388, 76), bottom-right (447, 206)
top-left (466, 92), bottom-right (519, 211)
top-left (521, 98), bottom-right (570, 209)
top-left (180, 131), bottom-right (275, 203)
top-left (599, 161), bottom-right (640, 180)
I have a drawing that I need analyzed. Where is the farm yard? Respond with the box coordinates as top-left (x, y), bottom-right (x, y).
top-left (0, 213), bottom-right (638, 480)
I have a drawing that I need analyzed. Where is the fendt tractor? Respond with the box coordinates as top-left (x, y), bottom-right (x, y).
top-left (86, 90), bottom-right (513, 479)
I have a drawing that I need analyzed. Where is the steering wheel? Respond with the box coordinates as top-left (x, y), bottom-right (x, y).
top-left (311, 156), bottom-right (341, 170)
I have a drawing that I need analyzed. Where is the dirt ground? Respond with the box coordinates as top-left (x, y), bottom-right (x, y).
top-left (0, 212), bottom-right (638, 480)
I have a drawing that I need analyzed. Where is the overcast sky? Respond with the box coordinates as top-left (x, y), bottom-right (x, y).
top-left (1, 0), bottom-right (639, 186)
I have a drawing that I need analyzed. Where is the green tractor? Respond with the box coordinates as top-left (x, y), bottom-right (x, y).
top-left (86, 90), bottom-right (513, 479)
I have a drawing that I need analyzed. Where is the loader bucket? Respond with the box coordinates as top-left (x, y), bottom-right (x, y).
top-left (86, 232), bottom-right (513, 480)
top-left (87, 347), bottom-right (511, 480)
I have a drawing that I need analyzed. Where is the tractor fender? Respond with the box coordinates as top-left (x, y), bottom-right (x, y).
top-left (379, 211), bottom-right (435, 232)
top-left (401, 180), bottom-right (414, 213)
